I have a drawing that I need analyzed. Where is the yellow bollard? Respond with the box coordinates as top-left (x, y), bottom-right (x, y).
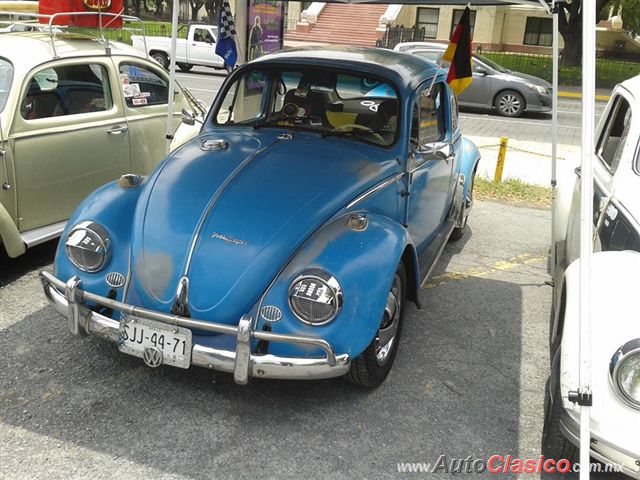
top-left (494, 137), bottom-right (509, 183)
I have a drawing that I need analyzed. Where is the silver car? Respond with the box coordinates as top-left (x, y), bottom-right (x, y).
top-left (394, 42), bottom-right (552, 117)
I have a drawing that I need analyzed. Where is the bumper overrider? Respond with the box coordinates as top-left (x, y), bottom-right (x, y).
top-left (40, 271), bottom-right (350, 385)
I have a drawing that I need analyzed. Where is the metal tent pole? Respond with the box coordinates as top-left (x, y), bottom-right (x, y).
top-left (577, 0), bottom-right (596, 478)
top-left (165, 0), bottom-right (180, 154)
top-left (550, 0), bottom-right (558, 275)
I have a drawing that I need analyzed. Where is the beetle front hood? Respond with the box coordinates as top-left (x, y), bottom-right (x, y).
top-left (128, 130), bottom-right (400, 324)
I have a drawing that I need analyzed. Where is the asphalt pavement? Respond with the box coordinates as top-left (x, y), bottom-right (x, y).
top-left (0, 201), bottom-right (560, 480)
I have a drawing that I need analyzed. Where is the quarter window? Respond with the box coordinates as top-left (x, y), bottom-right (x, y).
top-left (0, 57), bottom-right (13, 113)
top-left (523, 17), bottom-right (553, 46)
top-left (597, 95), bottom-right (632, 174)
top-left (416, 8), bottom-right (439, 39)
top-left (21, 64), bottom-right (112, 120)
top-left (450, 9), bottom-right (475, 40)
top-left (119, 63), bottom-right (168, 108)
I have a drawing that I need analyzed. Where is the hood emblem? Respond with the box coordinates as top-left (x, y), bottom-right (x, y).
top-left (211, 232), bottom-right (247, 246)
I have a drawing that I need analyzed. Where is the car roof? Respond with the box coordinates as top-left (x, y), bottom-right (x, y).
top-left (0, 32), bottom-right (147, 71)
top-left (249, 45), bottom-right (441, 91)
top-left (619, 74), bottom-right (640, 100)
top-left (395, 42), bottom-right (446, 51)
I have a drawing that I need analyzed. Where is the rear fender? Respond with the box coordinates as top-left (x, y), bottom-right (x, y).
top-left (256, 212), bottom-right (416, 358)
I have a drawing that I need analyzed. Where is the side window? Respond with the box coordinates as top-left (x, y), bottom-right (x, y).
top-left (21, 64), bottom-right (112, 120)
top-left (411, 82), bottom-right (445, 147)
top-left (194, 28), bottom-right (214, 44)
top-left (596, 96), bottom-right (632, 174)
top-left (119, 63), bottom-right (168, 108)
top-left (597, 202), bottom-right (640, 253)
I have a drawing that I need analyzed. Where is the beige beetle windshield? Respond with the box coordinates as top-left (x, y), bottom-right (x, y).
top-left (0, 58), bottom-right (13, 113)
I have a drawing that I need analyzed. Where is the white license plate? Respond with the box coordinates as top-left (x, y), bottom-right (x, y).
top-left (118, 316), bottom-right (192, 369)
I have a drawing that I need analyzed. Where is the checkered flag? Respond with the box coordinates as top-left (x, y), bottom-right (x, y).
top-left (219, 0), bottom-right (236, 38)
top-left (215, 0), bottom-right (238, 68)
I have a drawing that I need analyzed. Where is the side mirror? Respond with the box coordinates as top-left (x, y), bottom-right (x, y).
top-left (475, 66), bottom-right (489, 76)
top-left (181, 108), bottom-right (197, 126)
top-left (417, 141), bottom-right (452, 161)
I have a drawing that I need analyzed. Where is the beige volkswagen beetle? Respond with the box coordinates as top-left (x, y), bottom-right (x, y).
top-left (0, 31), bottom-right (192, 258)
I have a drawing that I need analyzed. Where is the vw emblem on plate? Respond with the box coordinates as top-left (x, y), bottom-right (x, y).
top-left (142, 346), bottom-right (163, 368)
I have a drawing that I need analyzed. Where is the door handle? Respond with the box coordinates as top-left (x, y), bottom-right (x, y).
top-left (107, 125), bottom-right (128, 135)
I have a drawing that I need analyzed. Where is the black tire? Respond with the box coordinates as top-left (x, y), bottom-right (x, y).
top-left (151, 52), bottom-right (169, 70)
top-left (178, 62), bottom-right (193, 72)
top-left (541, 372), bottom-right (578, 463)
top-left (494, 90), bottom-right (525, 117)
top-left (344, 263), bottom-right (406, 388)
top-left (449, 173), bottom-right (475, 242)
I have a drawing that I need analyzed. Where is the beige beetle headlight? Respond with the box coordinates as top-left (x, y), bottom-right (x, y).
top-left (65, 221), bottom-right (111, 273)
top-left (288, 269), bottom-right (343, 326)
top-left (610, 338), bottom-right (640, 410)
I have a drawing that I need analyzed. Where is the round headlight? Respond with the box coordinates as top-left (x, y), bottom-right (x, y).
top-left (65, 221), bottom-right (111, 273)
top-left (288, 269), bottom-right (343, 326)
top-left (610, 338), bottom-right (640, 409)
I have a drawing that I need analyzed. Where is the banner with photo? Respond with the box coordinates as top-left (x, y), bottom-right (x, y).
top-left (246, 0), bottom-right (284, 62)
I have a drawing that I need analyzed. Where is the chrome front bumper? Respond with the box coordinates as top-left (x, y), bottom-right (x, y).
top-left (40, 271), bottom-right (350, 385)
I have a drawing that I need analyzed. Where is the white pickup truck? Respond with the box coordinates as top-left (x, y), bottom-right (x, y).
top-left (132, 23), bottom-right (225, 72)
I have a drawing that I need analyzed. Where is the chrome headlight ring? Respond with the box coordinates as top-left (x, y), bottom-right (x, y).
top-left (609, 338), bottom-right (640, 410)
top-left (288, 269), bottom-right (343, 326)
top-left (65, 221), bottom-right (112, 273)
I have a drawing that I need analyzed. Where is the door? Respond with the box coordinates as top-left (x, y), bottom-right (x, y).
top-left (187, 26), bottom-right (224, 67)
top-left (406, 82), bottom-right (454, 271)
top-left (11, 60), bottom-right (130, 232)
top-left (458, 58), bottom-right (491, 106)
top-left (116, 60), bottom-right (185, 174)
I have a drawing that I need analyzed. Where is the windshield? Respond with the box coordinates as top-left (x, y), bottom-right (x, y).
top-left (473, 54), bottom-right (510, 73)
top-left (0, 58), bottom-right (13, 113)
top-left (214, 67), bottom-right (399, 146)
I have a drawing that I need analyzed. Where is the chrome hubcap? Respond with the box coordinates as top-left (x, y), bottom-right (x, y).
top-left (375, 274), bottom-right (401, 366)
top-left (499, 94), bottom-right (521, 115)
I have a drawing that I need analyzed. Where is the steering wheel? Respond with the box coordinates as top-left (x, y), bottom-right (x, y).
top-left (334, 124), bottom-right (384, 143)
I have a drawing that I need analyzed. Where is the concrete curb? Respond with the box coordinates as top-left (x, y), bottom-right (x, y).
top-left (558, 91), bottom-right (610, 102)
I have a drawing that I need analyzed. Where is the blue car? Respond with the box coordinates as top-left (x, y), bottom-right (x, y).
top-left (41, 47), bottom-right (481, 387)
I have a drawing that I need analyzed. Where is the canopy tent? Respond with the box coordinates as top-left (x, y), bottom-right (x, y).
top-left (163, 1), bottom-right (595, 477)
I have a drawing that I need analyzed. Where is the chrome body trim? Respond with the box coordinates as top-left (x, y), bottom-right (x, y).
top-left (40, 271), bottom-right (350, 383)
top-left (20, 220), bottom-right (67, 247)
top-left (346, 173), bottom-right (404, 210)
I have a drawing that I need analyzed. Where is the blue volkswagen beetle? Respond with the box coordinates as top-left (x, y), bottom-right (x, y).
top-left (41, 47), bottom-right (480, 387)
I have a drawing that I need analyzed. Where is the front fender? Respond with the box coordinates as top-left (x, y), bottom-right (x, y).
top-left (0, 202), bottom-right (25, 258)
top-left (54, 179), bottom-right (147, 302)
top-left (460, 137), bottom-right (480, 200)
top-left (256, 212), bottom-right (414, 358)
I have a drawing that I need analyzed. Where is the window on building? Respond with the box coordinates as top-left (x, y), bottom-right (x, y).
top-left (416, 8), bottom-right (439, 39)
top-left (523, 17), bottom-right (553, 46)
top-left (450, 9), bottom-right (475, 40)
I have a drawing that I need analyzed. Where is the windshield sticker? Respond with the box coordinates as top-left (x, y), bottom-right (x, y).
top-left (123, 83), bottom-right (141, 98)
top-left (132, 97), bottom-right (148, 106)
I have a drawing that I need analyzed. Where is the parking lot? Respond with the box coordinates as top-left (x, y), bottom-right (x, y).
top-left (0, 200), bottom-right (559, 479)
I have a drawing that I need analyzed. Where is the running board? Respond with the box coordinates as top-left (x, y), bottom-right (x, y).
top-left (21, 221), bottom-right (66, 247)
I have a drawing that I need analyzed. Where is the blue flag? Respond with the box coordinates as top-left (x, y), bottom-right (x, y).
top-left (215, 0), bottom-right (238, 69)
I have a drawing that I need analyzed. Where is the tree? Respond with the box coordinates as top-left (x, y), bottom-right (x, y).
top-left (189, 0), bottom-right (205, 21)
top-left (558, 0), bottom-right (640, 66)
top-left (204, 0), bottom-right (218, 25)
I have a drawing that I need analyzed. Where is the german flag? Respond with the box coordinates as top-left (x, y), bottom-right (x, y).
top-left (442, 6), bottom-right (473, 95)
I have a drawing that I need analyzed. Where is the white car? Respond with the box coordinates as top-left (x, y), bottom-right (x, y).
top-left (132, 23), bottom-right (225, 72)
top-left (545, 75), bottom-right (640, 477)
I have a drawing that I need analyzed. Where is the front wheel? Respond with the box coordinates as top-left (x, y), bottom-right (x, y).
top-left (495, 90), bottom-right (525, 117)
top-left (541, 374), bottom-right (578, 463)
top-left (449, 173), bottom-right (475, 242)
top-left (344, 263), bottom-right (406, 387)
top-left (151, 52), bottom-right (169, 70)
